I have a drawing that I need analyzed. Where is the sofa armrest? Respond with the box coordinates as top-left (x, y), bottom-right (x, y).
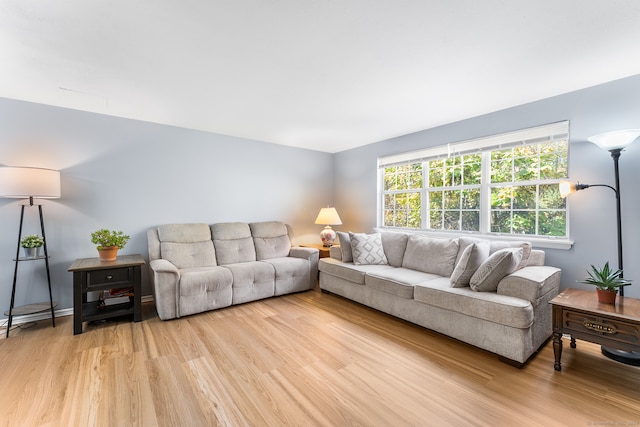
top-left (527, 249), bottom-right (545, 266)
top-left (290, 247), bottom-right (320, 286)
top-left (497, 266), bottom-right (561, 306)
top-left (149, 259), bottom-right (180, 320)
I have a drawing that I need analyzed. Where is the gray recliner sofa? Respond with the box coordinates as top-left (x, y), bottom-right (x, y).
top-left (147, 221), bottom-right (319, 320)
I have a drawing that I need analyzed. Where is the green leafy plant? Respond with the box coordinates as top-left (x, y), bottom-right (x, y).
top-left (20, 234), bottom-right (44, 248)
top-left (91, 229), bottom-right (130, 250)
top-left (580, 262), bottom-right (631, 291)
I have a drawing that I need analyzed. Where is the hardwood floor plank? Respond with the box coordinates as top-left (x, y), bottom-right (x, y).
top-left (1, 288), bottom-right (640, 426)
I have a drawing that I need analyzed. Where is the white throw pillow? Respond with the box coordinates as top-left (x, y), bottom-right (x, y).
top-left (469, 248), bottom-right (523, 292)
top-left (450, 241), bottom-right (490, 288)
top-left (350, 232), bottom-right (388, 265)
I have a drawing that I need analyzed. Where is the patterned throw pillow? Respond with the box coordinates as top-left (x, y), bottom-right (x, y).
top-left (349, 232), bottom-right (388, 265)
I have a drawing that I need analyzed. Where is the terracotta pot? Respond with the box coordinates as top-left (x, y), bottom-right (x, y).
top-left (98, 246), bottom-right (119, 262)
top-left (596, 288), bottom-right (617, 304)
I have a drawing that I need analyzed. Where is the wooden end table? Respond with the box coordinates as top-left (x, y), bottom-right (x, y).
top-left (68, 254), bottom-right (145, 335)
top-left (550, 288), bottom-right (640, 371)
top-left (299, 243), bottom-right (337, 259)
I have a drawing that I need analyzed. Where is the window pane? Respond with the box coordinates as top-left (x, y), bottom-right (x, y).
top-left (384, 210), bottom-right (394, 226)
top-left (461, 188), bottom-right (480, 209)
top-left (491, 149), bottom-right (512, 183)
top-left (539, 184), bottom-right (565, 209)
top-left (513, 185), bottom-right (536, 209)
top-left (463, 154), bottom-right (482, 185)
top-left (444, 211), bottom-right (460, 230)
top-left (444, 190), bottom-right (460, 209)
top-left (491, 210), bottom-right (511, 233)
top-left (491, 187), bottom-right (513, 209)
top-left (461, 211), bottom-right (480, 231)
top-left (430, 210), bottom-right (443, 229)
top-left (513, 155), bottom-right (538, 181)
top-left (512, 211), bottom-right (536, 234)
top-left (394, 210), bottom-right (407, 228)
top-left (429, 160), bottom-right (444, 188)
top-left (539, 211), bottom-right (567, 237)
top-left (429, 191), bottom-right (443, 210)
top-left (408, 209), bottom-right (421, 228)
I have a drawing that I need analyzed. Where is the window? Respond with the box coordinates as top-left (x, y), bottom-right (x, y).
top-left (378, 122), bottom-right (569, 239)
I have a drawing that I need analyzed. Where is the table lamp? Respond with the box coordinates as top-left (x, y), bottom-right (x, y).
top-left (314, 207), bottom-right (342, 247)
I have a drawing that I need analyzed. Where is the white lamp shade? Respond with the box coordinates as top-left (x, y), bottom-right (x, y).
top-left (587, 129), bottom-right (640, 151)
top-left (314, 207), bottom-right (342, 225)
top-left (559, 180), bottom-right (576, 198)
top-left (0, 167), bottom-right (61, 198)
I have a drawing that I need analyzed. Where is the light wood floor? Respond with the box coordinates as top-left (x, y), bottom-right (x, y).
top-left (1, 287), bottom-right (639, 427)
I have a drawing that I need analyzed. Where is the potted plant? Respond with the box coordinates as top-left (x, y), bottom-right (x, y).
top-left (580, 262), bottom-right (631, 304)
top-left (91, 229), bottom-right (130, 261)
top-left (20, 234), bottom-right (45, 258)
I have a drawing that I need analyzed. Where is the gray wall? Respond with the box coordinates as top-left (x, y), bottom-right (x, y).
top-left (334, 74), bottom-right (640, 298)
top-left (0, 98), bottom-right (333, 318)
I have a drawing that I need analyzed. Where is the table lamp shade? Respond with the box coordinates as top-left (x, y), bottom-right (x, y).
top-left (0, 167), bottom-right (61, 199)
top-left (314, 207), bottom-right (342, 225)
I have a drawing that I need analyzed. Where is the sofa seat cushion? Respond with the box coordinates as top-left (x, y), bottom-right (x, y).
top-left (223, 261), bottom-right (275, 304)
top-left (365, 268), bottom-right (442, 299)
top-left (319, 258), bottom-right (395, 285)
top-left (414, 279), bottom-right (534, 329)
top-left (177, 266), bottom-right (233, 317)
top-left (261, 257), bottom-right (311, 295)
top-left (179, 266), bottom-right (233, 295)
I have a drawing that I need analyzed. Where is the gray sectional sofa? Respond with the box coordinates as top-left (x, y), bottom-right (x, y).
top-left (319, 230), bottom-right (561, 366)
top-left (147, 221), bottom-right (319, 320)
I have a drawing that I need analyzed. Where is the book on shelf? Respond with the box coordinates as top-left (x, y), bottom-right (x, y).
top-left (97, 287), bottom-right (133, 308)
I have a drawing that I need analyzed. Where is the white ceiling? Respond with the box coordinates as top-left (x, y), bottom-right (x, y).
top-left (1, 1), bottom-right (640, 153)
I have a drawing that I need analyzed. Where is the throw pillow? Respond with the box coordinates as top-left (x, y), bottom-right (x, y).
top-left (337, 231), bottom-right (353, 262)
top-left (450, 241), bottom-right (490, 288)
top-left (402, 235), bottom-right (459, 277)
top-left (489, 241), bottom-right (531, 270)
top-left (350, 232), bottom-right (388, 265)
top-left (469, 248), bottom-right (523, 292)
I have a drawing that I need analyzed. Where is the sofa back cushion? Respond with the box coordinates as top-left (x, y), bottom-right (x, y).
top-left (373, 229), bottom-right (409, 267)
top-left (402, 235), bottom-right (459, 277)
top-left (249, 221), bottom-right (291, 260)
top-left (157, 223), bottom-right (217, 269)
top-left (211, 222), bottom-right (257, 265)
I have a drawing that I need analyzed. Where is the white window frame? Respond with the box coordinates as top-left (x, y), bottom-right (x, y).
top-left (377, 121), bottom-right (573, 250)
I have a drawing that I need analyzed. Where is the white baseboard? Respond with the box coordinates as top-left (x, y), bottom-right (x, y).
top-left (1, 295), bottom-right (154, 330)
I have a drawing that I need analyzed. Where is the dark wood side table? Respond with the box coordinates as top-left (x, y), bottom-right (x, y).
top-left (68, 254), bottom-right (145, 335)
top-left (550, 288), bottom-right (640, 371)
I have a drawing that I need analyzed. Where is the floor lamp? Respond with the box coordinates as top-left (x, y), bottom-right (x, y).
top-left (560, 129), bottom-right (640, 365)
top-left (0, 166), bottom-right (61, 337)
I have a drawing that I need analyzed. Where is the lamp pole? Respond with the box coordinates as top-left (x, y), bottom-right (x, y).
top-left (610, 149), bottom-right (624, 293)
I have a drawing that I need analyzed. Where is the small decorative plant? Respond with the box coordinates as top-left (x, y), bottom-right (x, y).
top-left (20, 234), bottom-right (44, 248)
top-left (580, 262), bottom-right (631, 292)
top-left (91, 229), bottom-right (130, 250)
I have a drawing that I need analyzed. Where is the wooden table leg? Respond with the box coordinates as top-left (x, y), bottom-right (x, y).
top-left (553, 329), bottom-right (563, 371)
